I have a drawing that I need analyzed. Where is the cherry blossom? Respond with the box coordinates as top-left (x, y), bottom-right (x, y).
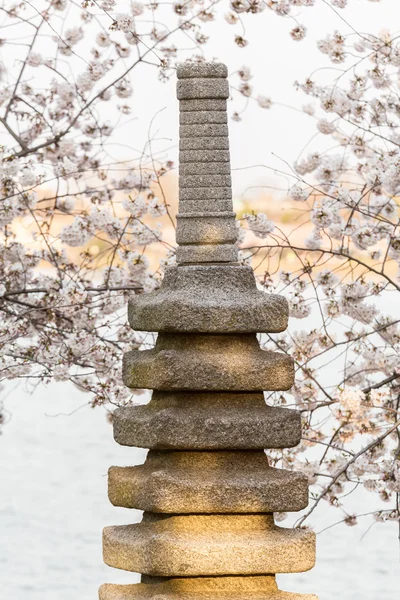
top-left (0, 0), bottom-right (397, 532)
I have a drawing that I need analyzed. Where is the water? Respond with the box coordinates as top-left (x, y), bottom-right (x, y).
top-left (1, 383), bottom-right (398, 599)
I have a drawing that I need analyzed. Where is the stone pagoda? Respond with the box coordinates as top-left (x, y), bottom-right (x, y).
top-left (100, 61), bottom-right (317, 600)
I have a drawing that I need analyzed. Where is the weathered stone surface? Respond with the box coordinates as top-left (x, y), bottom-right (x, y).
top-left (180, 161), bottom-right (230, 175)
top-left (180, 137), bottom-right (230, 151)
top-left (103, 514), bottom-right (316, 576)
top-left (113, 392), bottom-right (301, 450)
top-left (177, 78), bottom-right (229, 100)
top-left (180, 123), bottom-right (229, 138)
top-left (180, 149), bottom-right (230, 162)
top-left (176, 244), bottom-right (238, 264)
top-left (179, 199), bottom-right (233, 214)
top-left (128, 265), bottom-right (288, 333)
top-left (179, 125), bottom-right (228, 141)
top-left (123, 333), bottom-right (294, 392)
top-left (177, 62), bottom-right (228, 79)
top-left (180, 111), bottom-right (227, 125)
top-left (179, 173), bottom-right (232, 188)
top-left (180, 98), bottom-right (227, 112)
top-left (176, 213), bottom-right (236, 245)
top-left (108, 451), bottom-right (308, 513)
top-left (99, 576), bottom-right (318, 600)
top-left (180, 185), bottom-right (232, 200)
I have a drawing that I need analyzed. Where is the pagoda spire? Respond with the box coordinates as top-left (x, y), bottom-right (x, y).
top-left (175, 61), bottom-right (238, 264)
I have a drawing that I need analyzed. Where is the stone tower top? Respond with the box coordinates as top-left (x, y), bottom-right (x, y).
top-left (175, 61), bottom-right (238, 265)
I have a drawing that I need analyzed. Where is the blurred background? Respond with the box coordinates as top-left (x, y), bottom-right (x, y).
top-left (1, 1), bottom-right (399, 598)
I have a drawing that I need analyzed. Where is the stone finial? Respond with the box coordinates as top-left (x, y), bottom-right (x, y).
top-left (175, 62), bottom-right (238, 264)
top-left (100, 61), bottom-right (317, 600)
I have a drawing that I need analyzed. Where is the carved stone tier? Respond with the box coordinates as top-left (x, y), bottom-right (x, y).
top-left (108, 451), bottom-right (308, 513)
top-left (112, 392), bottom-right (301, 450)
top-left (128, 265), bottom-right (288, 333)
top-left (103, 514), bottom-right (315, 576)
top-left (123, 333), bottom-right (294, 391)
top-left (100, 576), bottom-right (318, 600)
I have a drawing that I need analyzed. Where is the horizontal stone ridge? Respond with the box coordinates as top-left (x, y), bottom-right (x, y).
top-left (122, 333), bottom-right (294, 392)
top-left (180, 124), bottom-right (229, 138)
top-left (128, 265), bottom-right (288, 334)
top-left (180, 162), bottom-right (230, 175)
top-left (177, 62), bottom-right (228, 79)
top-left (99, 576), bottom-right (318, 600)
top-left (177, 78), bottom-right (229, 100)
top-left (179, 98), bottom-right (227, 112)
top-left (180, 136), bottom-right (230, 151)
top-left (179, 187), bottom-right (232, 201)
top-left (176, 244), bottom-right (238, 264)
top-left (179, 173), bottom-right (232, 187)
top-left (180, 149), bottom-right (230, 162)
top-left (112, 392), bottom-right (301, 450)
top-left (178, 199), bottom-right (233, 214)
top-left (102, 514), bottom-right (316, 576)
top-left (180, 111), bottom-right (228, 125)
top-left (108, 451), bottom-right (308, 513)
top-left (176, 213), bottom-right (236, 245)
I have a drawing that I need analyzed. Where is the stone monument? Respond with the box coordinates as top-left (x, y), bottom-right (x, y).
top-left (100, 61), bottom-right (317, 600)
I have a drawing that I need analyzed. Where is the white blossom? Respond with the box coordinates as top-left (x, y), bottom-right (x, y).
top-left (114, 79), bottom-right (133, 98)
top-left (290, 25), bottom-right (307, 41)
top-left (317, 119), bottom-right (336, 134)
top-left (289, 184), bottom-right (309, 202)
top-left (244, 213), bottom-right (274, 238)
top-left (256, 95), bottom-right (272, 109)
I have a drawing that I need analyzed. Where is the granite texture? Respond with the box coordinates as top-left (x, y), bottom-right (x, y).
top-left (179, 161), bottom-right (230, 175)
top-left (178, 199), bottom-right (234, 213)
top-left (179, 98), bottom-right (227, 111)
top-left (99, 576), bottom-right (318, 600)
top-left (128, 265), bottom-right (288, 333)
top-left (103, 514), bottom-right (316, 576)
top-left (177, 78), bottom-right (229, 100)
top-left (180, 136), bottom-right (230, 151)
top-left (108, 451), bottom-right (308, 513)
top-left (178, 183), bottom-right (234, 199)
top-left (179, 187), bottom-right (233, 202)
top-left (112, 392), bottom-right (301, 450)
top-left (179, 149), bottom-right (230, 162)
top-left (179, 173), bottom-right (232, 188)
top-left (176, 244), bottom-right (238, 264)
top-left (180, 123), bottom-right (229, 138)
top-left (180, 111), bottom-right (227, 124)
top-left (122, 333), bottom-right (294, 392)
top-left (177, 62), bottom-right (228, 78)
top-left (176, 213), bottom-right (237, 245)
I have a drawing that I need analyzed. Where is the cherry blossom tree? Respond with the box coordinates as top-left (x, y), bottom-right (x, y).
top-left (0, 0), bottom-right (398, 531)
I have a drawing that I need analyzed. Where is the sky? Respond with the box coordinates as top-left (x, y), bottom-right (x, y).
top-left (117, 0), bottom-right (400, 198)
top-left (2, 0), bottom-right (399, 201)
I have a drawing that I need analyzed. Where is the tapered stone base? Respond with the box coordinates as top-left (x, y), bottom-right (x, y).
top-left (99, 576), bottom-right (318, 600)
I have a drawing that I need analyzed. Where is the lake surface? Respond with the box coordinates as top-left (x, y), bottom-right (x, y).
top-left (1, 382), bottom-right (398, 599)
